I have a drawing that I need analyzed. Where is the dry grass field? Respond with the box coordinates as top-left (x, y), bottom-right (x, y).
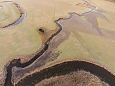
top-left (0, 0), bottom-right (115, 85)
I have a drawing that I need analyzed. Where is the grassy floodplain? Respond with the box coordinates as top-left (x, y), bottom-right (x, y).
top-left (0, 0), bottom-right (115, 84)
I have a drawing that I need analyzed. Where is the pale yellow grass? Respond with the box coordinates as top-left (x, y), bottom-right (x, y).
top-left (0, 0), bottom-right (115, 77)
top-left (0, 0), bottom-right (96, 73)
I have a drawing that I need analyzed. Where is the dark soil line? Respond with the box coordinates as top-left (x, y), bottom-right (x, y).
top-left (4, 12), bottom-right (115, 86)
top-left (16, 61), bottom-right (115, 86)
top-left (4, 18), bottom-right (62, 86)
